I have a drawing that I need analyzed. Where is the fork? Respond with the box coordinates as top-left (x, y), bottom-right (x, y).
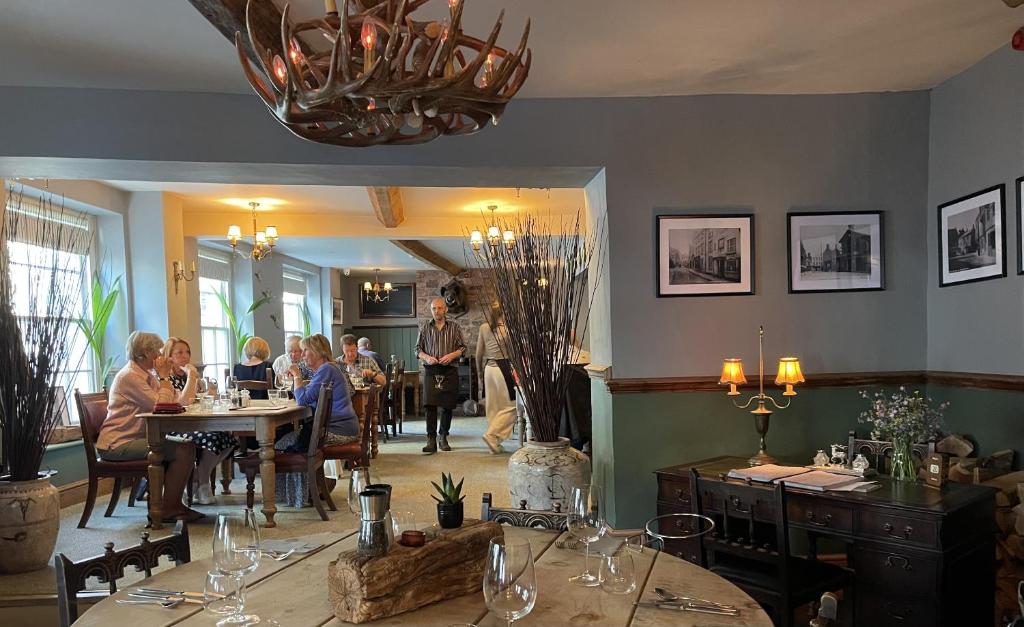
top-left (655, 587), bottom-right (736, 610)
top-left (263, 548), bottom-right (296, 561)
top-left (116, 598), bottom-right (183, 608)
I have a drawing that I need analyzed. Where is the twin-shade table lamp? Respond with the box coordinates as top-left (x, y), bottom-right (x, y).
top-left (719, 326), bottom-right (805, 467)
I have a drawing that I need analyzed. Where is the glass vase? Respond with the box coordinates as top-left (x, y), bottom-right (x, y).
top-left (890, 438), bottom-right (917, 482)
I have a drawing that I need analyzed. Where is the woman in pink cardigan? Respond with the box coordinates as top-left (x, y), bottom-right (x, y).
top-left (96, 331), bottom-right (201, 522)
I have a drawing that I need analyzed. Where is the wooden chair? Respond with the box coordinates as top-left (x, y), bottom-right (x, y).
top-left (480, 493), bottom-right (568, 530)
top-left (323, 384), bottom-right (379, 471)
top-left (847, 430), bottom-right (935, 475)
top-left (74, 388), bottom-right (146, 528)
top-left (236, 383), bottom-right (336, 521)
top-left (225, 366), bottom-right (274, 395)
top-left (54, 521), bottom-right (190, 626)
top-left (698, 472), bottom-right (852, 627)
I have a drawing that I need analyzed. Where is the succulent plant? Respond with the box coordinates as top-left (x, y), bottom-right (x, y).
top-left (431, 473), bottom-right (465, 505)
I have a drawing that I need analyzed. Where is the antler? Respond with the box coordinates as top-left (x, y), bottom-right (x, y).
top-left (234, 0), bottom-right (531, 147)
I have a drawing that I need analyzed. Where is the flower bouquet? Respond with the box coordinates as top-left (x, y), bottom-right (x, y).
top-left (858, 387), bottom-right (947, 481)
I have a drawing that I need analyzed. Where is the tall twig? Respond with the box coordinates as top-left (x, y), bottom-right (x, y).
top-left (469, 212), bottom-right (604, 443)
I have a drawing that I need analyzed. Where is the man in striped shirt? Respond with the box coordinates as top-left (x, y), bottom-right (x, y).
top-left (415, 297), bottom-right (467, 453)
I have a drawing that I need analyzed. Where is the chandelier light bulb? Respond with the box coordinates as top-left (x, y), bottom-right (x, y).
top-left (503, 230), bottom-right (515, 249)
top-left (228, 225), bottom-right (242, 240)
top-left (367, 97), bottom-right (376, 111)
top-left (265, 225), bottom-right (278, 240)
top-left (383, 282), bottom-right (393, 290)
top-left (289, 38), bottom-right (303, 64)
top-left (470, 230), bottom-right (483, 251)
top-left (363, 281), bottom-right (372, 291)
top-left (255, 231), bottom-right (267, 243)
top-left (272, 56), bottom-right (287, 83)
top-left (361, 19), bottom-right (376, 50)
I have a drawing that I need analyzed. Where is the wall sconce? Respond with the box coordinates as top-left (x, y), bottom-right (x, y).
top-left (172, 260), bottom-right (196, 295)
top-left (719, 326), bottom-right (805, 467)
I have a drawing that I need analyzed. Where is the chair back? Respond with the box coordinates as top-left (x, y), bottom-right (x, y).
top-left (361, 383), bottom-right (379, 446)
top-left (847, 430), bottom-right (935, 475)
top-left (55, 522), bottom-right (190, 627)
top-left (481, 492), bottom-right (568, 530)
top-left (75, 389), bottom-right (109, 469)
top-left (308, 383), bottom-right (334, 457)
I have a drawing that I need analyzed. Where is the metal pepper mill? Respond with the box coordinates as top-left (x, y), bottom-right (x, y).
top-left (357, 488), bottom-right (390, 558)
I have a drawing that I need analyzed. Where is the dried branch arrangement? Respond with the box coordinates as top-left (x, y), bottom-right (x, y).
top-left (236, 0), bottom-right (531, 147)
top-left (0, 186), bottom-right (91, 481)
top-left (470, 213), bottom-right (603, 443)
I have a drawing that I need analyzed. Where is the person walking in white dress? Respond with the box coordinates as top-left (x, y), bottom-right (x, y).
top-left (476, 302), bottom-right (517, 453)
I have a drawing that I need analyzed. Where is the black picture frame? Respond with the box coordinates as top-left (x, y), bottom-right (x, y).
top-left (655, 214), bottom-right (755, 297)
top-left (937, 184), bottom-right (1006, 288)
top-left (786, 211), bottom-right (885, 294)
top-left (1017, 176), bottom-right (1024, 276)
top-left (358, 282), bottom-right (417, 318)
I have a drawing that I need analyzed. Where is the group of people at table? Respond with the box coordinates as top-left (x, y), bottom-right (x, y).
top-left (92, 296), bottom-right (521, 523)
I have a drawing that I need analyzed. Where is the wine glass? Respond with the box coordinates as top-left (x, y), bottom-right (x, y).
top-left (434, 374), bottom-right (445, 390)
top-left (348, 466), bottom-right (371, 515)
top-left (276, 371), bottom-right (293, 394)
top-left (567, 484), bottom-right (607, 586)
top-left (483, 537), bottom-right (537, 627)
top-left (212, 509), bottom-right (262, 625)
top-left (195, 378), bottom-right (208, 405)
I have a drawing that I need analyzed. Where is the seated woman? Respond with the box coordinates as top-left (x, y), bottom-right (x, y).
top-left (163, 337), bottom-right (238, 505)
top-left (275, 334), bottom-right (359, 507)
top-left (96, 331), bottom-right (201, 522)
top-left (234, 337), bottom-right (272, 400)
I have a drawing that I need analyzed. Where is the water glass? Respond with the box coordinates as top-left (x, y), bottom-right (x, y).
top-left (195, 378), bottom-right (208, 405)
top-left (391, 510), bottom-right (416, 537)
top-left (276, 371), bottom-right (293, 393)
top-left (483, 537), bottom-right (537, 627)
top-left (266, 389), bottom-right (280, 406)
top-left (348, 467), bottom-right (371, 515)
top-left (567, 484), bottom-right (607, 587)
top-left (204, 570), bottom-right (240, 616)
top-left (599, 552), bottom-right (636, 594)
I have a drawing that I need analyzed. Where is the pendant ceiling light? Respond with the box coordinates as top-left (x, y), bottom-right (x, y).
top-left (228, 201), bottom-right (279, 261)
top-left (364, 268), bottom-right (395, 302)
top-left (234, 0), bottom-right (532, 147)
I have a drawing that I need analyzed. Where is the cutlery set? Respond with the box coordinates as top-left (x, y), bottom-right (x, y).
top-left (115, 587), bottom-right (220, 608)
top-left (634, 586), bottom-right (740, 617)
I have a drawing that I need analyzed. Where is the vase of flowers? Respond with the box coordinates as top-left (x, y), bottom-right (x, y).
top-left (858, 387), bottom-right (947, 482)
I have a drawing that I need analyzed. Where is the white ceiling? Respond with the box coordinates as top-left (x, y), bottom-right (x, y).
top-left (1, 1), bottom-right (1019, 97)
top-left (253, 237), bottom-right (434, 272)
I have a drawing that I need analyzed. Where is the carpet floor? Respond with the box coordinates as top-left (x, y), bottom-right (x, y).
top-left (0, 415), bottom-right (515, 597)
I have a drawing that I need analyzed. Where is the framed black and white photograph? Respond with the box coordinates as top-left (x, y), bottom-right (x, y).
top-left (787, 211), bottom-right (884, 293)
top-left (656, 214), bottom-right (754, 297)
top-left (937, 184), bottom-right (1006, 287)
top-left (331, 298), bottom-right (344, 325)
top-left (1016, 176), bottom-right (1024, 275)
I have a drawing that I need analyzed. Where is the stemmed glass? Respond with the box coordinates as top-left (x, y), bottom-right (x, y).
top-left (434, 374), bottom-right (445, 390)
top-left (276, 371), bottom-right (293, 395)
top-left (195, 378), bottom-right (208, 407)
top-left (567, 484), bottom-right (607, 586)
top-left (348, 467), bottom-right (371, 515)
top-left (483, 537), bottom-right (537, 627)
top-left (211, 509), bottom-right (262, 625)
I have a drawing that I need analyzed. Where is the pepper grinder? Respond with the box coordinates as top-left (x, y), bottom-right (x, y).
top-left (367, 483), bottom-right (394, 546)
top-left (357, 489), bottom-right (390, 558)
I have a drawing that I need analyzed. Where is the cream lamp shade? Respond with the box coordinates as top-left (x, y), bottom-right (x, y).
top-left (719, 358), bottom-right (747, 396)
top-left (775, 357), bottom-right (804, 396)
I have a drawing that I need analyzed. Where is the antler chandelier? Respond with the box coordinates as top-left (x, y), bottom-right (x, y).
top-left (234, 0), bottom-right (531, 147)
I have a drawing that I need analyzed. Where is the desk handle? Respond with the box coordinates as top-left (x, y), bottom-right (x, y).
top-left (805, 511), bottom-right (832, 527)
top-left (882, 522), bottom-right (914, 539)
top-left (884, 554), bottom-right (913, 571)
top-left (884, 601), bottom-right (911, 620)
top-left (729, 496), bottom-right (751, 514)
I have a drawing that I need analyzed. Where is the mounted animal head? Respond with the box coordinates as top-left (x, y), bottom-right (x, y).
top-left (439, 278), bottom-right (467, 315)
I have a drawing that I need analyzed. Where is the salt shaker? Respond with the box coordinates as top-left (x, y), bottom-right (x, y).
top-left (813, 450), bottom-right (829, 467)
top-left (852, 454), bottom-right (870, 472)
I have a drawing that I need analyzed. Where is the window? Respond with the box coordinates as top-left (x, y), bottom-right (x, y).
top-left (198, 250), bottom-right (232, 381)
top-left (282, 269), bottom-right (308, 339)
top-left (5, 196), bottom-right (94, 424)
top-left (727, 238), bottom-right (736, 254)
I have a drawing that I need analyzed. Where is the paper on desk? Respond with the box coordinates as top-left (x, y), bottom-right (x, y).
top-left (776, 471), bottom-right (862, 491)
top-left (825, 481), bottom-right (882, 493)
top-left (727, 464), bottom-right (810, 482)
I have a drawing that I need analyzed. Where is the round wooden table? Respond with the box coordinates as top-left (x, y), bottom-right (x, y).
top-left (76, 526), bottom-right (771, 626)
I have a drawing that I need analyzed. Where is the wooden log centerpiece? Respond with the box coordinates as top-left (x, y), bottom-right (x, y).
top-left (327, 519), bottom-right (503, 623)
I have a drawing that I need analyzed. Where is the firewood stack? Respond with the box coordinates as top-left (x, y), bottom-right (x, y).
top-left (938, 433), bottom-right (1023, 623)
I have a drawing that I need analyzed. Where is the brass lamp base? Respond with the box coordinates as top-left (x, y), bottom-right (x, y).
top-left (748, 411), bottom-right (776, 467)
top-left (748, 450), bottom-right (779, 467)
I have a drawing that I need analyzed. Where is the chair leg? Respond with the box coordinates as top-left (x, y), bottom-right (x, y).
top-left (77, 476), bottom-right (99, 528)
top-left (244, 468), bottom-right (257, 511)
top-left (220, 456), bottom-right (233, 494)
top-left (134, 478), bottom-right (149, 502)
top-left (318, 468), bottom-right (336, 511)
top-left (309, 466), bottom-right (328, 521)
top-left (103, 477), bottom-right (123, 518)
top-left (126, 477), bottom-right (137, 508)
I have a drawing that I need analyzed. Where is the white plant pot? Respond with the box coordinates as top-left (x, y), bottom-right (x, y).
top-left (0, 476), bottom-right (60, 573)
top-left (507, 438), bottom-right (591, 513)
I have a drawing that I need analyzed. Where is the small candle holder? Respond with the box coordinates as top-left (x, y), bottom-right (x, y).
top-left (400, 530), bottom-right (426, 547)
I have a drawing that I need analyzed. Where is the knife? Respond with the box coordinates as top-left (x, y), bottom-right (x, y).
top-left (128, 592), bottom-right (203, 605)
top-left (634, 601), bottom-right (740, 616)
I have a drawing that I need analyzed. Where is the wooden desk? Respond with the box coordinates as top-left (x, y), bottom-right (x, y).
top-left (142, 401), bottom-right (310, 529)
top-left (76, 526), bottom-right (770, 626)
top-left (656, 456), bottom-right (997, 627)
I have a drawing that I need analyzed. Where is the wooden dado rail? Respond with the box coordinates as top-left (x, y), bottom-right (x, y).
top-left (604, 370), bottom-right (1024, 394)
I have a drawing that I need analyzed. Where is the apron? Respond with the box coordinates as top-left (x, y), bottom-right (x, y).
top-left (423, 364), bottom-right (459, 410)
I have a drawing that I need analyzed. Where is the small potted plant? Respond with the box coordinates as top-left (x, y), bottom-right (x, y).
top-left (431, 472), bottom-right (465, 529)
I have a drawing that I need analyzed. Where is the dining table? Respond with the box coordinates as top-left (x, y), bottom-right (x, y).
top-left (76, 525), bottom-right (771, 626)
top-left (140, 399), bottom-right (311, 530)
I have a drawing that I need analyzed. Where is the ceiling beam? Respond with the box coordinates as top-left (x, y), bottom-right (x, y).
top-left (390, 240), bottom-right (463, 276)
top-left (366, 186), bottom-right (406, 228)
top-left (187, 0), bottom-right (288, 67)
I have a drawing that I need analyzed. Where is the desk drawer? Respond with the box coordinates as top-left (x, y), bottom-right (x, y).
top-left (787, 495), bottom-right (853, 534)
top-left (856, 589), bottom-right (936, 627)
top-left (856, 509), bottom-right (938, 548)
top-left (656, 478), bottom-right (693, 509)
top-left (853, 543), bottom-right (938, 597)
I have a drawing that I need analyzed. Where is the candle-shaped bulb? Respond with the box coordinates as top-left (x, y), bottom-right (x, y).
top-left (272, 55), bottom-right (287, 83)
top-left (361, 19), bottom-right (376, 50)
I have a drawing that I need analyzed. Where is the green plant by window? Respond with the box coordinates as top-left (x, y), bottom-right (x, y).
top-left (214, 290), bottom-right (273, 357)
top-left (430, 472), bottom-right (465, 505)
top-left (301, 301), bottom-right (312, 337)
top-left (75, 272), bottom-right (121, 391)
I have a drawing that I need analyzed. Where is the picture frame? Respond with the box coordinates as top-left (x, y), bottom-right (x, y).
top-left (1017, 176), bottom-right (1024, 276)
top-left (937, 184), bottom-right (1006, 287)
top-left (331, 298), bottom-right (344, 325)
top-left (786, 211), bottom-right (884, 293)
top-left (358, 282), bottom-right (417, 318)
top-left (656, 214), bottom-right (754, 297)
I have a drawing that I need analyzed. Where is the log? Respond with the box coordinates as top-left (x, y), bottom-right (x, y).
top-left (936, 434), bottom-right (974, 457)
top-left (1015, 504), bottom-right (1024, 537)
top-left (1003, 533), bottom-right (1024, 561)
top-left (996, 507), bottom-right (1015, 535)
top-left (327, 519), bottom-right (503, 624)
top-left (981, 471), bottom-right (1024, 507)
top-left (949, 463), bottom-right (974, 484)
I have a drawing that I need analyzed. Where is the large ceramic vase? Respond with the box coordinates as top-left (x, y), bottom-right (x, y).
top-left (0, 476), bottom-right (60, 573)
top-left (508, 438), bottom-right (591, 512)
